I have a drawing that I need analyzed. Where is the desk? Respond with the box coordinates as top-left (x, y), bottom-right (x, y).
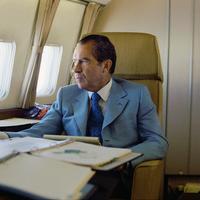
top-left (0, 118), bottom-right (39, 132)
top-left (0, 124), bottom-right (33, 132)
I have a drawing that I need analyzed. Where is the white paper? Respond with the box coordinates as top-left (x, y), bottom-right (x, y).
top-left (0, 142), bottom-right (16, 161)
top-left (38, 141), bottom-right (132, 167)
top-left (0, 137), bottom-right (71, 161)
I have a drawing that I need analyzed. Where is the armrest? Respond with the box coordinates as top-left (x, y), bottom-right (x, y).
top-left (131, 160), bottom-right (164, 200)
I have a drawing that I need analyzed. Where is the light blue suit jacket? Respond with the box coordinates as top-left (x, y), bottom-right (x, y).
top-left (8, 78), bottom-right (168, 165)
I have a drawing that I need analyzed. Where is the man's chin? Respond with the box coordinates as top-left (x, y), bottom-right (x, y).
top-left (76, 82), bottom-right (86, 89)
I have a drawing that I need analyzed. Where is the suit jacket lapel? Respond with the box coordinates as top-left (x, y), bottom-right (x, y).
top-left (72, 90), bottom-right (89, 136)
top-left (102, 80), bottom-right (128, 129)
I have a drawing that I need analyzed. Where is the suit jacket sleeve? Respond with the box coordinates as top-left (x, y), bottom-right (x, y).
top-left (7, 88), bottom-right (64, 138)
top-left (130, 86), bottom-right (168, 167)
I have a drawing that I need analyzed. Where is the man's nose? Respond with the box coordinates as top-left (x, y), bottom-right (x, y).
top-left (73, 61), bottom-right (81, 73)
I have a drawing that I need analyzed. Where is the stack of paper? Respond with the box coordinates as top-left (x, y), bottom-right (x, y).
top-left (0, 136), bottom-right (141, 199)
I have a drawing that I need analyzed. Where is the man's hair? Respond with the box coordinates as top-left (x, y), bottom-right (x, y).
top-left (79, 34), bottom-right (116, 74)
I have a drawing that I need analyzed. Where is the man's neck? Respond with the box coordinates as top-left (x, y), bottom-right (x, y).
top-left (88, 79), bottom-right (112, 102)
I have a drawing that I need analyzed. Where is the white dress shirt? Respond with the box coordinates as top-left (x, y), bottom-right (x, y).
top-left (88, 79), bottom-right (112, 115)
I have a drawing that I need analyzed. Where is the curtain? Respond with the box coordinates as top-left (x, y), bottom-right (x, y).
top-left (79, 2), bottom-right (102, 38)
top-left (19, 0), bottom-right (60, 108)
top-left (69, 2), bottom-right (103, 84)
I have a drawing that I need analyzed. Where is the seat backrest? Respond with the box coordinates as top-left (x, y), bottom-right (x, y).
top-left (96, 32), bottom-right (163, 120)
top-left (96, 32), bottom-right (164, 200)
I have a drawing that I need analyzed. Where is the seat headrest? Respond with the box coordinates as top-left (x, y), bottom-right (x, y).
top-left (95, 32), bottom-right (163, 82)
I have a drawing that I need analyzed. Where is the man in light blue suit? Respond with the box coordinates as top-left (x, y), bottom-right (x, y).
top-left (2, 34), bottom-right (168, 166)
top-left (1, 34), bottom-right (168, 198)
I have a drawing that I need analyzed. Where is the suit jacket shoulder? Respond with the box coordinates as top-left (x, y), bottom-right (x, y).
top-left (112, 77), bottom-right (151, 103)
top-left (113, 77), bottom-right (147, 91)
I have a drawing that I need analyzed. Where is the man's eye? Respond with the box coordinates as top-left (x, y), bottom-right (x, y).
top-left (72, 59), bottom-right (89, 64)
top-left (80, 60), bottom-right (90, 64)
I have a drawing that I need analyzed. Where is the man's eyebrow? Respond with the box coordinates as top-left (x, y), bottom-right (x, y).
top-left (80, 57), bottom-right (90, 61)
top-left (73, 57), bottom-right (90, 61)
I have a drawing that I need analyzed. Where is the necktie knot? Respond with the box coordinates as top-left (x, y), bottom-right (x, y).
top-left (91, 92), bottom-right (101, 103)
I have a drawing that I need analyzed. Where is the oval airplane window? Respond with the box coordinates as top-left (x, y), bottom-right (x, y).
top-left (0, 41), bottom-right (16, 100)
top-left (36, 45), bottom-right (63, 97)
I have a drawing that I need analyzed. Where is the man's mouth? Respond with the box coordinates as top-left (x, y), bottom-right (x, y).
top-left (75, 74), bottom-right (84, 81)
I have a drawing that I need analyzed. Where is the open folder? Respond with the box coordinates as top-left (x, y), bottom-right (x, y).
top-left (34, 141), bottom-right (142, 170)
top-left (0, 153), bottom-right (94, 200)
top-left (0, 137), bottom-right (141, 170)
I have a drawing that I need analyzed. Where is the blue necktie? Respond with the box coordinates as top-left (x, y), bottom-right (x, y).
top-left (86, 92), bottom-right (104, 142)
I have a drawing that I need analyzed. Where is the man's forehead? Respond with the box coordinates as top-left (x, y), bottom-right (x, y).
top-left (77, 41), bottom-right (94, 50)
top-left (73, 42), bottom-right (94, 58)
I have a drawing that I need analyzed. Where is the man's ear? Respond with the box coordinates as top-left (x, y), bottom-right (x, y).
top-left (102, 59), bottom-right (112, 73)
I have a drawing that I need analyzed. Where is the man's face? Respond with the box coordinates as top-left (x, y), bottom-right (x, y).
top-left (72, 41), bottom-right (111, 92)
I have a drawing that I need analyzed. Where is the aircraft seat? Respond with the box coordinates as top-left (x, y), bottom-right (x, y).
top-left (96, 32), bottom-right (164, 200)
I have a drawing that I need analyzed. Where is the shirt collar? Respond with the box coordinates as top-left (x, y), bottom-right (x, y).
top-left (88, 79), bottom-right (112, 102)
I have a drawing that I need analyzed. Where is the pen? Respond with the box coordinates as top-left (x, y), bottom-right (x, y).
top-left (54, 149), bottom-right (86, 154)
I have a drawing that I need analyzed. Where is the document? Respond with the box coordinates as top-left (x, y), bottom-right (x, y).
top-left (0, 137), bottom-right (71, 162)
top-left (0, 153), bottom-right (95, 200)
top-left (35, 141), bottom-right (142, 169)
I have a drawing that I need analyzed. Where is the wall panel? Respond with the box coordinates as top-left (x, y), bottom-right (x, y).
top-left (189, 0), bottom-right (200, 174)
